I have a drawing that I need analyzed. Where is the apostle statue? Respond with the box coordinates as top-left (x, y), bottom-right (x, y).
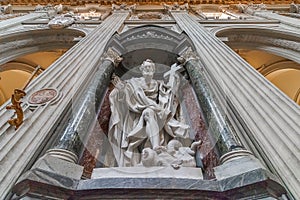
top-left (108, 59), bottom-right (190, 167)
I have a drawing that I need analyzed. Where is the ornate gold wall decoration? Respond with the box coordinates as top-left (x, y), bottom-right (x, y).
top-left (6, 89), bottom-right (26, 130)
top-left (6, 66), bottom-right (41, 130)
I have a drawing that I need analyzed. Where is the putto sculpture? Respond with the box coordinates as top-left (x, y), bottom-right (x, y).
top-left (108, 59), bottom-right (199, 167)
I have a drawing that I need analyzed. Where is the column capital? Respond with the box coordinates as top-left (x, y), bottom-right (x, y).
top-left (178, 47), bottom-right (199, 65)
top-left (102, 47), bottom-right (123, 67)
top-left (112, 3), bottom-right (136, 13)
top-left (163, 3), bottom-right (189, 13)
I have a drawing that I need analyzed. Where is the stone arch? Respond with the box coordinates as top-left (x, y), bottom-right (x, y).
top-left (0, 28), bottom-right (85, 67)
top-left (0, 28), bottom-right (85, 105)
top-left (213, 26), bottom-right (300, 105)
top-left (213, 26), bottom-right (300, 63)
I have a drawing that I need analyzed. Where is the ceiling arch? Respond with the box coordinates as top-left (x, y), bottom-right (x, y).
top-left (214, 26), bottom-right (300, 105)
top-left (0, 28), bottom-right (85, 106)
top-left (0, 28), bottom-right (85, 66)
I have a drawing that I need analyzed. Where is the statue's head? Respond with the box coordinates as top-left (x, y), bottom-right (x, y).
top-left (140, 59), bottom-right (155, 78)
top-left (141, 147), bottom-right (159, 167)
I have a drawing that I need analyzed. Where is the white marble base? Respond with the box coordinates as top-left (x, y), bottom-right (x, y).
top-left (92, 167), bottom-right (203, 179)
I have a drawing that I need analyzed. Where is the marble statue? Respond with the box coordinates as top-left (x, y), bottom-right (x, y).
top-left (108, 59), bottom-right (190, 167)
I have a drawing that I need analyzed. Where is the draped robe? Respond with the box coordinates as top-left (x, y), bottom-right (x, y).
top-left (108, 77), bottom-right (189, 167)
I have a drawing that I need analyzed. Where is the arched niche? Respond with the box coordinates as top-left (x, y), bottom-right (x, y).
top-left (106, 25), bottom-right (195, 77)
top-left (79, 25), bottom-right (218, 179)
top-left (213, 26), bottom-right (300, 105)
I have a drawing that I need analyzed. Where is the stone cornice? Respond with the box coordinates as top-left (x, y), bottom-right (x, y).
top-left (1, 0), bottom-right (299, 6)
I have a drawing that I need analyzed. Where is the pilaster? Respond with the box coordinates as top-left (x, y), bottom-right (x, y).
top-left (172, 11), bottom-right (300, 200)
top-left (0, 11), bottom-right (129, 199)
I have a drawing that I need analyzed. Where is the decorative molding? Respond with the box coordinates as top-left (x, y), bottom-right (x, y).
top-left (0, 34), bottom-right (74, 53)
top-left (227, 34), bottom-right (300, 52)
top-left (130, 12), bottom-right (171, 20)
top-left (219, 149), bottom-right (253, 164)
top-left (125, 30), bottom-right (175, 42)
top-left (46, 149), bottom-right (78, 163)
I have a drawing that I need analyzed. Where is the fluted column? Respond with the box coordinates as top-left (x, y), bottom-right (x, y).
top-left (172, 11), bottom-right (300, 199)
top-left (0, 11), bottom-right (129, 199)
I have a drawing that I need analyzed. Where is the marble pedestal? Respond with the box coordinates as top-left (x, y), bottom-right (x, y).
top-left (92, 167), bottom-right (203, 179)
top-left (12, 154), bottom-right (287, 199)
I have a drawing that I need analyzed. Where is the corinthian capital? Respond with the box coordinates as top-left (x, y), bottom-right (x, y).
top-left (163, 3), bottom-right (189, 12)
top-left (102, 48), bottom-right (123, 67)
top-left (112, 3), bottom-right (136, 13)
top-left (178, 47), bottom-right (199, 65)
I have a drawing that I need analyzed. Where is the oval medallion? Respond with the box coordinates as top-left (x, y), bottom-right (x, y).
top-left (28, 88), bottom-right (58, 105)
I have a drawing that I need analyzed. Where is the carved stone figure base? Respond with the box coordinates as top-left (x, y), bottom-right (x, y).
top-left (13, 165), bottom-right (286, 199)
top-left (92, 167), bottom-right (203, 180)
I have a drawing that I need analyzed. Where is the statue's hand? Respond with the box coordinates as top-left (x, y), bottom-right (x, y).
top-left (111, 74), bottom-right (125, 90)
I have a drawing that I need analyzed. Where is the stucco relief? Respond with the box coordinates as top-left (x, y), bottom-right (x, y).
top-left (125, 31), bottom-right (174, 42)
top-left (130, 12), bottom-right (171, 20)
